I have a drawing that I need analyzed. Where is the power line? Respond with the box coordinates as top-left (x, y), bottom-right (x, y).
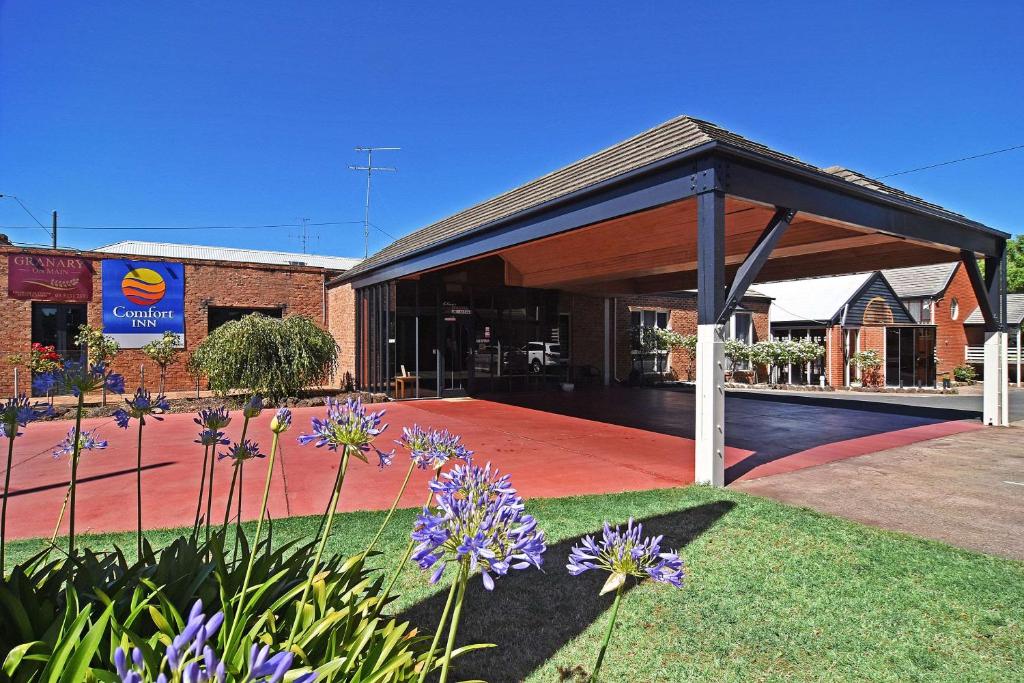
top-left (0, 221), bottom-right (366, 231)
top-left (878, 143), bottom-right (1024, 179)
top-left (0, 193), bottom-right (53, 242)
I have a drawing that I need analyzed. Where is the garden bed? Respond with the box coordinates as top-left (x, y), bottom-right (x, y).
top-left (7, 487), bottom-right (1022, 681)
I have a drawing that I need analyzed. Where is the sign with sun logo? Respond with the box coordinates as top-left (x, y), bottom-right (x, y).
top-left (102, 260), bottom-right (185, 347)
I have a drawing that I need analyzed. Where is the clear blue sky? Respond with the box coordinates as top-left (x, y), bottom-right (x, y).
top-left (2, 1), bottom-right (1021, 257)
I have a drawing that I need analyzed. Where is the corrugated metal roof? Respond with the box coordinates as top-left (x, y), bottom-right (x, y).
top-left (343, 115), bottom-right (979, 281)
top-left (881, 262), bottom-right (958, 298)
top-left (756, 272), bottom-right (874, 324)
top-left (964, 293), bottom-right (1024, 326)
top-left (96, 240), bottom-right (361, 271)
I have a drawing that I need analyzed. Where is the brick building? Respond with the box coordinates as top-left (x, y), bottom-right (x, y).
top-left (881, 262), bottom-right (981, 377)
top-left (2, 241), bottom-right (359, 396)
top-left (758, 271), bottom-right (935, 388)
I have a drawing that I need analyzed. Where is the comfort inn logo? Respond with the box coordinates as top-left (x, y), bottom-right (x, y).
top-left (121, 267), bottom-right (167, 306)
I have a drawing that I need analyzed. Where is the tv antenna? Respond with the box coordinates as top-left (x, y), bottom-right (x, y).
top-left (349, 146), bottom-right (399, 258)
top-left (294, 217), bottom-right (317, 253)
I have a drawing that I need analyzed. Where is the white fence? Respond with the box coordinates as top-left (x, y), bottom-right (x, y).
top-left (965, 346), bottom-right (1023, 364)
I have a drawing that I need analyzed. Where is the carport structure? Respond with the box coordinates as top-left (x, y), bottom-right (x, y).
top-left (340, 116), bottom-right (1010, 486)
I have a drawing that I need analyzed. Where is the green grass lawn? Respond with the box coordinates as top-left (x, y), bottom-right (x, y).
top-left (6, 486), bottom-right (1022, 681)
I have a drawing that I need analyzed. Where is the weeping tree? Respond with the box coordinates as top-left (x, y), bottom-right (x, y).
top-left (188, 313), bottom-right (338, 401)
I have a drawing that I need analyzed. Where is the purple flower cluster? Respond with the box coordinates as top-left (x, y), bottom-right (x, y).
top-left (218, 439), bottom-right (263, 461)
top-left (114, 600), bottom-right (314, 683)
top-left (297, 397), bottom-right (393, 467)
top-left (396, 425), bottom-right (473, 470)
top-left (270, 407), bottom-right (292, 434)
top-left (567, 518), bottom-right (685, 593)
top-left (195, 407), bottom-right (232, 446)
top-left (412, 462), bottom-right (546, 590)
top-left (52, 428), bottom-right (108, 459)
top-left (242, 394), bottom-right (265, 419)
top-left (33, 360), bottom-right (124, 398)
top-left (196, 407), bottom-right (232, 431)
top-left (113, 388), bottom-right (171, 429)
top-left (0, 394), bottom-right (49, 439)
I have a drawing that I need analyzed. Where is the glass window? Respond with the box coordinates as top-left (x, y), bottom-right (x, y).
top-left (950, 298), bottom-right (960, 320)
top-left (630, 308), bottom-right (670, 374)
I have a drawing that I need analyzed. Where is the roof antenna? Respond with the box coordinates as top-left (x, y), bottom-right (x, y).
top-left (349, 146), bottom-right (399, 258)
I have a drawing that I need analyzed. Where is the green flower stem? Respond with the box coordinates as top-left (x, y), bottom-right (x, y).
top-left (588, 584), bottom-right (624, 682)
top-left (417, 561), bottom-right (465, 683)
top-left (228, 430), bottom-right (281, 654)
top-left (44, 483), bottom-right (70, 560)
top-left (222, 461), bottom-right (240, 529)
top-left (379, 478), bottom-right (438, 613)
top-left (362, 460), bottom-right (416, 561)
top-left (67, 392), bottom-right (85, 560)
top-left (231, 412), bottom-right (253, 558)
top-left (135, 418), bottom-right (144, 558)
top-left (1, 433), bottom-right (16, 573)
top-left (438, 568), bottom-right (469, 683)
top-left (204, 445), bottom-right (217, 542)
top-left (194, 443), bottom-right (211, 531)
top-left (286, 446), bottom-right (351, 651)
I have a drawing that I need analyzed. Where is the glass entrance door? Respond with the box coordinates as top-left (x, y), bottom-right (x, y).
top-left (442, 317), bottom-right (472, 396)
top-left (885, 327), bottom-right (935, 387)
top-left (32, 303), bottom-right (87, 362)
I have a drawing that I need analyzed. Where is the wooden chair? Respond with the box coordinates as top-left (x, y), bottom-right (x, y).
top-left (394, 365), bottom-right (416, 399)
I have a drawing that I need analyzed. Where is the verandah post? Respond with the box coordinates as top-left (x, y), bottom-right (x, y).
top-left (694, 165), bottom-right (726, 486)
top-left (983, 249), bottom-right (1009, 426)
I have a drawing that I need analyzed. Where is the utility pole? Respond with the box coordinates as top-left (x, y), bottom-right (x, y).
top-left (51, 210), bottom-right (57, 249)
top-left (349, 146), bottom-right (399, 258)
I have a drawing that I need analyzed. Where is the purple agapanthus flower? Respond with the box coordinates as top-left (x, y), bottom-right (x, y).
top-left (396, 425), bottom-right (473, 470)
top-left (52, 428), bottom-right (108, 459)
top-left (411, 462), bottom-right (546, 590)
top-left (270, 407), bottom-right (292, 434)
top-left (242, 394), bottom-right (264, 419)
top-left (218, 439), bottom-right (263, 461)
top-left (114, 599), bottom-right (315, 683)
top-left (33, 360), bottom-right (124, 398)
top-left (113, 388), bottom-right (171, 429)
top-left (567, 518), bottom-right (685, 594)
top-left (195, 428), bottom-right (230, 447)
top-left (195, 406), bottom-right (232, 431)
top-left (297, 397), bottom-right (394, 467)
top-left (0, 394), bottom-right (50, 439)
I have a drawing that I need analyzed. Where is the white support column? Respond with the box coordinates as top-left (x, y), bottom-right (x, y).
top-left (983, 330), bottom-right (1009, 426)
top-left (695, 323), bottom-right (725, 485)
top-left (1017, 328), bottom-right (1021, 388)
top-left (603, 298), bottom-right (611, 386)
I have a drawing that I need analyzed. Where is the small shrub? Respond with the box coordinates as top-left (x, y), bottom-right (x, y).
top-left (953, 364), bottom-right (977, 383)
top-left (850, 350), bottom-right (883, 387)
top-left (188, 314), bottom-right (338, 401)
top-left (141, 331), bottom-right (181, 393)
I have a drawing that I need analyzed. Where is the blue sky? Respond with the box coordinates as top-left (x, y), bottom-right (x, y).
top-left (2, 1), bottom-right (1021, 257)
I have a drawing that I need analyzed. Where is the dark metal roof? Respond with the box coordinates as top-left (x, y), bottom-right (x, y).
top-left (342, 115), bottom-right (998, 282)
top-left (965, 293), bottom-right (1024, 326)
top-left (881, 262), bottom-right (958, 298)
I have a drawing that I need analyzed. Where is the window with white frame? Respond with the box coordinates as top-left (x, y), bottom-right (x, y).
top-left (630, 308), bottom-right (669, 373)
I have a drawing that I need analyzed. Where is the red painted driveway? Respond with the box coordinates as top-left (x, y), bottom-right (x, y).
top-left (2, 390), bottom-right (982, 540)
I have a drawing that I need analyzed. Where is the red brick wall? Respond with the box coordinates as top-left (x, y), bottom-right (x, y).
top-left (326, 282), bottom-right (356, 388)
top-left (826, 325), bottom-right (845, 387)
top-left (859, 326), bottom-right (887, 386)
top-left (0, 246), bottom-right (329, 396)
top-left (932, 263), bottom-right (978, 377)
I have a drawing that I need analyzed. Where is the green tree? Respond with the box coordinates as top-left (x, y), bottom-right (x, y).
top-left (141, 331), bottom-right (181, 394)
top-left (75, 324), bottom-right (121, 405)
top-left (188, 313), bottom-right (338, 401)
top-left (1007, 234), bottom-right (1024, 293)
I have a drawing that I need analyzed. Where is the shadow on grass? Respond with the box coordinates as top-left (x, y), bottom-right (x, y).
top-left (400, 499), bottom-right (734, 682)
